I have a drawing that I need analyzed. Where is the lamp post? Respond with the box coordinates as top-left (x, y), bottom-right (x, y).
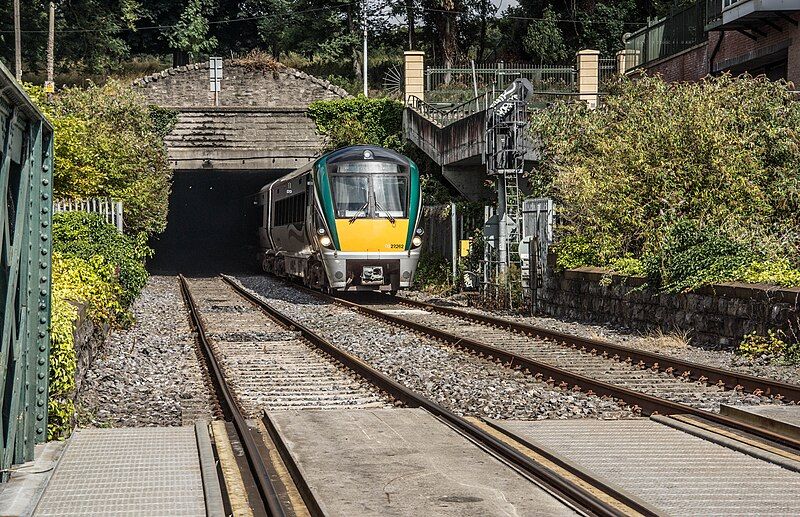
top-left (362, 0), bottom-right (368, 97)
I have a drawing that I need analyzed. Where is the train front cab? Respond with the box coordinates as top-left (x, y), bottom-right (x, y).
top-left (314, 146), bottom-right (423, 293)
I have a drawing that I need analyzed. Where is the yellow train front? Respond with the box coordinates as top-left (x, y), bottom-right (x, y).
top-left (257, 145), bottom-right (423, 293)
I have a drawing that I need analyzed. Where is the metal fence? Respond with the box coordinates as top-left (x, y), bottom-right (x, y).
top-left (425, 62), bottom-right (577, 104)
top-left (0, 61), bottom-right (54, 476)
top-left (625, 2), bottom-right (707, 67)
top-left (54, 198), bottom-right (124, 233)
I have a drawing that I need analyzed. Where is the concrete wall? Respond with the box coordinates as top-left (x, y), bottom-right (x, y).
top-left (539, 261), bottom-right (800, 347)
top-left (133, 62), bottom-right (348, 108)
top-left (640, 13), bottom-right (800, 85)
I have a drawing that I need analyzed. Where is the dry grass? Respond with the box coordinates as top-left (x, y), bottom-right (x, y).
top-left (231, 50), bottom-right (285, 72)
top-left (642, 327), bottom-right (692, 349)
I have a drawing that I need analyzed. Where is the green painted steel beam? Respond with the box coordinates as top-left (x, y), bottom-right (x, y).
top-left (0, 60), bottom-right (53, 479)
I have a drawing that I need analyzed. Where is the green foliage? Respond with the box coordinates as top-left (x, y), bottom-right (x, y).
top-left (737, 330), bottom-right (799, 365)
top-left (149, 106), bottom-right (179, 139)
top-left (27, 81), bottom-right (172, 237)
top-left (523, 7), bottom-right (568, 64)
top-left (53, 212), bottom-right (152, 307)
top-left (534, 75), bottom-right (800, 290)
top-left (48, 251), bottom-right (129, 439)
top-left (307, 96), bottom-right (404, 152)
top-left (167, 0), bottom-right (218, 55)
top-left (415, 252), bottom-right (452, 289)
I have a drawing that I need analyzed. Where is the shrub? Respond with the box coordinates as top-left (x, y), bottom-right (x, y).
top-left (737, 330), bottom-right (799, 365)
top-left (26, 80), bottom-right (173, 237)
top-left (53, 212), bottom-right (151, 307)
top-left (308, 96), bottom-right (404, 152)
top-left (532, 74), bottom-right (800, 289)
top-left (48, 251), bottom-right (126, 438)
top-left (415, 252), bottom-right (451, 289)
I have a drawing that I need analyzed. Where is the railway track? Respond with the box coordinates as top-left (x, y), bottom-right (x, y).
top-left (312, 289), bottom-right (800, 452)
top-left (181, 275), bottom-right (661, 516)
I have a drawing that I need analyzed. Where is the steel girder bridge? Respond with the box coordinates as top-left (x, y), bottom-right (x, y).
top-left (0, 61), bottom-right (54, 477)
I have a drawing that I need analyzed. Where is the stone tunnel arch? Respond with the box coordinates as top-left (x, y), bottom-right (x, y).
top-left (136, 59), bottom-right (349, 274)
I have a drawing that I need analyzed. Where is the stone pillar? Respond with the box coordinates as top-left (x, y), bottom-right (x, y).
top-left (616, 49), bottom-right (640, 75)
top-left (576, 49), bottom-right (600, 109)
top-left (404, 51), bottom-right (425, 105)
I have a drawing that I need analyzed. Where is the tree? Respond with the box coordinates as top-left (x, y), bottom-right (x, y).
top-left (523, 6), bottom-right (568, 64)
top-left (167, 0), bottom-right (218, 56)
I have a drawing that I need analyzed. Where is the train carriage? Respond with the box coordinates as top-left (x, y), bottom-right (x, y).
top-left (257, 145), bottom-right (423, 293)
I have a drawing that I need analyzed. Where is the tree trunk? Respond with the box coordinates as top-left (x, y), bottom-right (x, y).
top-left (406, 0), bottom-right (416, 50)
top-left (478, 0), bottom-right (487, 62)
top-left (349, 4), bottom-right (362, 82)
top-left (440, 0), bottom-right (457, 84)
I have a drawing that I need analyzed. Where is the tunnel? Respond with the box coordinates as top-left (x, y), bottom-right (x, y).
top-left (148, 169), bottom-right (289, 275)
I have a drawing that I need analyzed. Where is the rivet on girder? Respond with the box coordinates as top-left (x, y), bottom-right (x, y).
top-left (42, 164), bottom-right (49, 172)
top-left (37, 400), bottom-right (44, 407)
top-left (38, 373), bottom-right (45, 379)
top-left (41, 207), bottom-right (49, 214)
top-left (38, 358), bottom-right (45, 366)
top-left (39, 302), bottom-right (46, 310)
top-left (39, 331), bottom-right (46, 338)
top-left (42, 193), bottom-right (49, 200)
top-left (41, 276), bottom-right (47, 283)
top-left (41, 234), bottom-right (48, 241)
top-left (40, 262), bottom-right (47, 269)
top-left (36, 414), bottom-right (43, 421)
top-left (38, 387), bottom-right (45, 394)
top-left (42, 220), bottom-right (49, 227)
top-left (39, 345), bottom-right (46, 352)
top-left (42, 179), bottom-right (49, 185)
top-left (41, 248), bottom-right (48, 255)
top-left (40, 289), bottom-right (47, 296)
top-left (37, 427), bottom-right (44, 434)
top-left (39, 317), bottom-right (47, 324)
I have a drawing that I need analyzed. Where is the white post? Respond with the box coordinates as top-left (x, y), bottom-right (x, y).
top-left (576, 49), bottom-right (600, 109)
top-left (116, 201), bottom-right (124, 233)
top-left (451, 202), bottom-right (457, 282)
top-left (46, 2), bottom-right (55, 93)
top-left (14, 0), bottom-right (21, 81)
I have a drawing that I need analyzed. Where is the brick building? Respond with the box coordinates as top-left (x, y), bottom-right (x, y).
top-left (624, 0), bottom-right (800, 85)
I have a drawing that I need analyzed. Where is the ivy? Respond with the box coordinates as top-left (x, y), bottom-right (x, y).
top-left (307, 96), bottom-right (404, 152)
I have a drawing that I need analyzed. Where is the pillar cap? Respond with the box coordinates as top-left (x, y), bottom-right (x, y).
top-left (404, 51), bottom-right (425, 56)
top-left (576, 49), bottom-right (601, 56)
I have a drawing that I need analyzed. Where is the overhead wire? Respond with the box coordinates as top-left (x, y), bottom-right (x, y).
top-left (4, 3), bottom-right (649, 34)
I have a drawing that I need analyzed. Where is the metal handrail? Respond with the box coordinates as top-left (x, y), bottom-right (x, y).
top-left (407, 92), bottom-right (489, 127)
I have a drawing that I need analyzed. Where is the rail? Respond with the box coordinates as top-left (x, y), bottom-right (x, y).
top-left (335, 293), bottom-right (800, 451)
top-left (407, 92), bottom-right (489, 127)
top-left (221, 275), bottom-right (651, 517)
top-left (179, 276), bottom-right (286, 517)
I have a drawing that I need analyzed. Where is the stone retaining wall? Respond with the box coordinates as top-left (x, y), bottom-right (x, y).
top-left (132, 62), bottom-right (348, 108)
top-left (539, 260), bottom-right (800, 347)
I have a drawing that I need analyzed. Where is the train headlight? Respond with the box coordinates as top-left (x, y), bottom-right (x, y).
top-left (412, 236), bottom-right (423, 247)
top-left (415, 228), bottom-right (424, 236)
top-left (319, 236), bottom-right (332, 247)
top-left (317, 228), bottom-right (326, 235)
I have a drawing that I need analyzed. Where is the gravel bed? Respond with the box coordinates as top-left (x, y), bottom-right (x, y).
top-left (400, 291), bottom-right (800, 387)
top-left (77, 276), bottom-right (214, 427)
top-left (236, 275), bottom-right (634, 421)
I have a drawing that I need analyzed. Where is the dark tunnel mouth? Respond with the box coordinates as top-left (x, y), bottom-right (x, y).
top-left (148, 168), bottom-right (289, 276)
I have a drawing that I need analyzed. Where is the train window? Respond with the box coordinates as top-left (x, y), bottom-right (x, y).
top-left (374, 176), bottom-right (407, 218)
top-left (331, 176), bottom-right (369, 218)
top-left (273, 192), bottom-right (306, 226)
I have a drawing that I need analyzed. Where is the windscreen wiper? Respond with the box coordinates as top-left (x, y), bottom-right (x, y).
top-left (374, 200), bottom-right (396, 224)
top-left (349, 201), bottom-right (370, 223)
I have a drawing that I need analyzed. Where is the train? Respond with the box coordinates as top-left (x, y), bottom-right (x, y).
top-left (256, 145), bottom-right (423, 293)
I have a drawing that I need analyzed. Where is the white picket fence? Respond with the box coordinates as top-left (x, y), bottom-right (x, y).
top-left (54, 198), bottom-right (124, 233)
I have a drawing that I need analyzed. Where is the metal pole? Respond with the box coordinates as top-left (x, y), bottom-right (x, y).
top-left (362, 0), bottom-right (368, 97)
top-left (14, 0), bottom-right (22, 81)
top-left (47, 2), bottom-right (54, 91)
top-left (451, 202), bottom-right (457, 283)
top-left (497, 179), bottom-right (507, 275)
